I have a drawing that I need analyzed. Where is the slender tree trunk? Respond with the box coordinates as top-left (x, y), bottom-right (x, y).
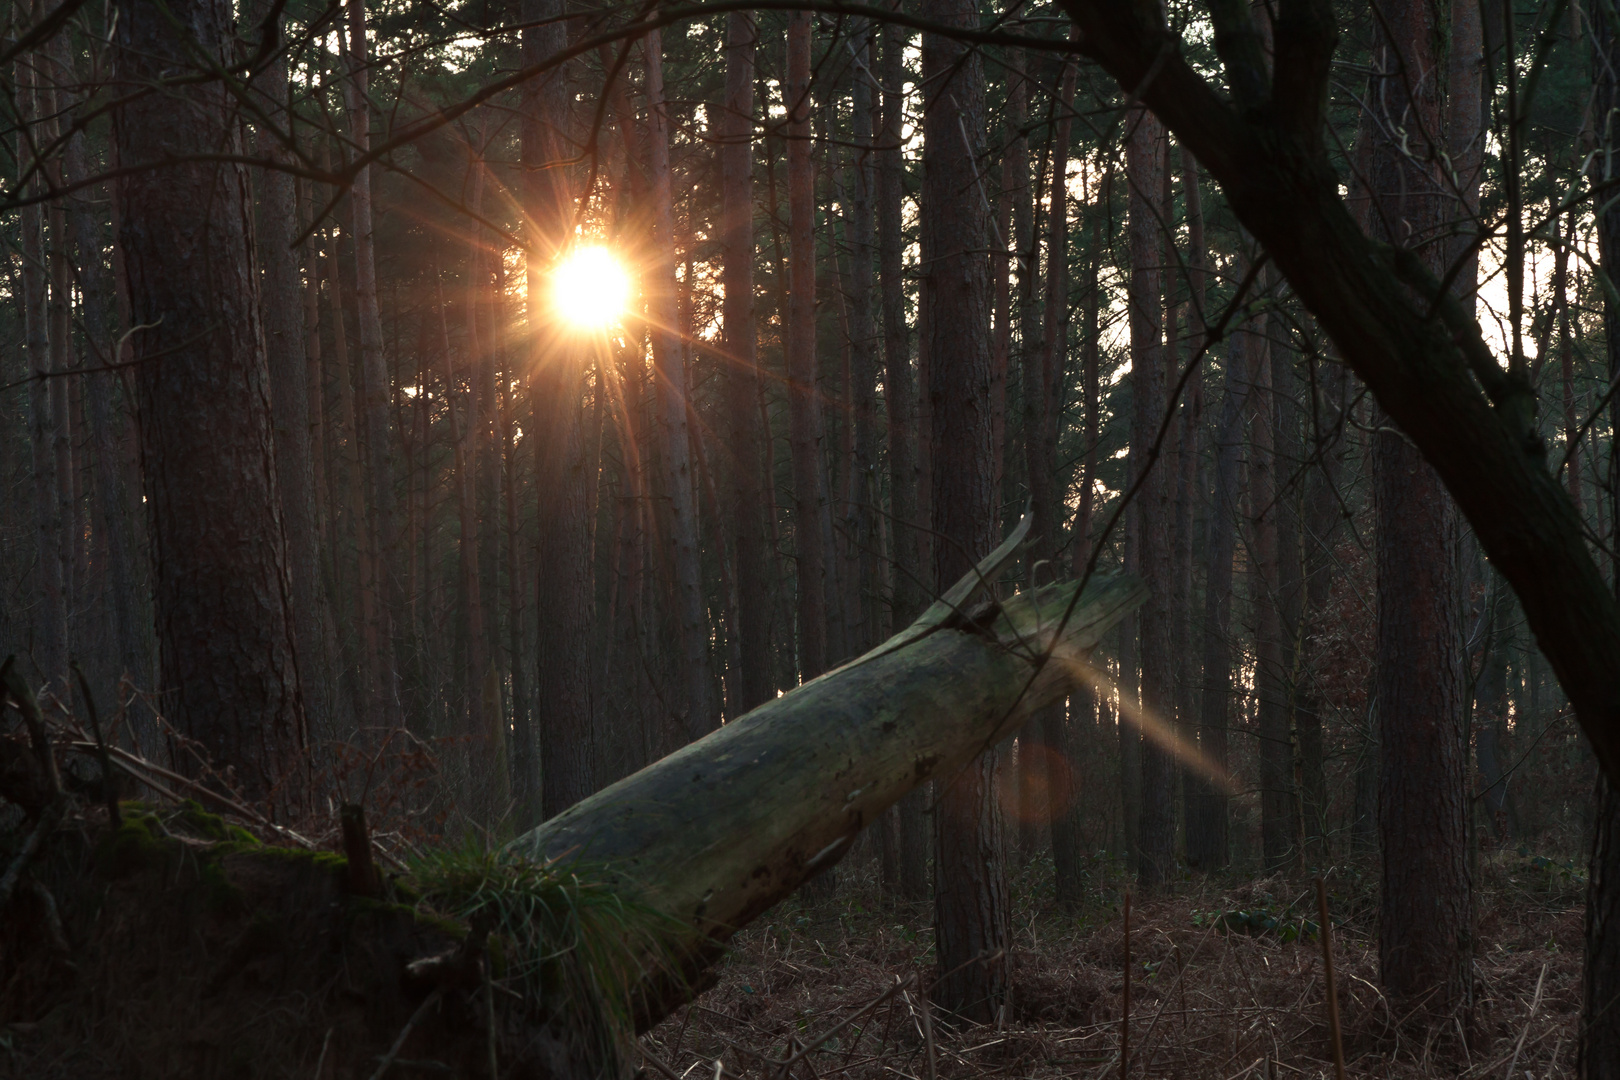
top-left (325, 228), bottom-right (381, 737)
top-left (1248, 294), bottom-right (1294, 874)
top-left (524, 0), bottom-right (595, 818)
top-left (878, 18), bottom-right (928, 902)
top-left (719, 11), bottom-right (773, 718)
top-left (647, 30), bottom-right (716, 742)
top-left (250, 3), bottom-right (327, 741)
top-left (921, 0), bottom-right (1005, 1020)
top-left (65, 113), bottom-right (152, 744)
top-left (1007, 46), bottom-right (1043, 859)
top-left (1174, 147), bottom-right (1207, 860)
top-left (342, 0), bottom-right (403, 731)
top-left (787, 12), bottom-right (829, 686)
top-left (1297, 353), bottom-right (1345, 855)
top-left (1274, 338), bottom-right (1306, 865)
top-left (16, 51), bottom-right (68, 704)
top-left (1127, 112), bottom-right (1174, 889)
top-left (1044, 60), bottom-right (1086, 908)
top-left (846, 29), bottom-right (879, 668)
top-left (1366, 0), bottom-right (1471, 1019)
top-left (114, 0), bottom-right (307, 810)
top-left (1589, 7), bottom-right (1620, 1072)
top-left (434, 266), bottom-right (487, 815)
top-left (1186, 315), bottom-right (1252, 871)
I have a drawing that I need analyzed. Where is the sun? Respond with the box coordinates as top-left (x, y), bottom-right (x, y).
top-left (551, 246), bottom-right (631, 330)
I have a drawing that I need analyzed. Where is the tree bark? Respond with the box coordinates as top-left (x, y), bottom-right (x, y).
top-left (249, 5), bottom-right (328, 742)
top-left (114, 0), bottom-right (307, 809)
top-left (787, 12), bottom-right (830, 689)
top-left (1362, 0), bottom-right (1472, 1019)
top-left (15, 50), bottom-right (68, 705)
top-left (647, 31), bottom-right (716, 743)
top-left (845, 26), bottom-right (880, 665)
top-left (1589, 8), bottom-right (1620, 1072)
top-left (1173, 147), bottom-right (1207, 862)
top-left (1187, 314), bottom-right (1252, 872)
top-left (1043, 59), bottom-right (1086, 909)
top-left (921, 0), bottom-right (1005, 1019)
top-left (719, 11), bottom-right (773, 718)
top-left (523, 0), bottom-right (595, 819)
top-left (341, 0), bottom-right (403, 732)
top-left (878, 18), bottom-right (928, 902)
top-left (1127, 111), bottom-right (1174, 890)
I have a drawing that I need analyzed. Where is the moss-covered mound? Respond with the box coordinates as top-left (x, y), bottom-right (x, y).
top-left (1, 801), bottom-right (664, 1079)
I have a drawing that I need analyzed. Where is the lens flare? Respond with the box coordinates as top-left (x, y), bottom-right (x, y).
top-left (551, 246), bottom-right (630, 329)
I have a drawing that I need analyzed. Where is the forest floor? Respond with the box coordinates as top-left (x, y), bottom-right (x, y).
top-left (645, 846), bottom-right (1586, 1080)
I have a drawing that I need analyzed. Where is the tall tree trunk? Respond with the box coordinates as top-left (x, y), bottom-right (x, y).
top-left (845, 28), bottom-right (879, 667)
top-left (65, 109), bottom-right (152, 745)
top-left (719, 11), bottom-right (773, 718)
top-left (921, 0), bottom-right (1005, 1020)
top-left (1249, 296), bottom-right (1294, 874)
top-left (325, 227), bottom-right (381, 737)
top-left (434, 266), bottom-right (487, 814)
top-left (1366, 0), bottom-right (1471, 1019)
top-left (787, 12), bottom-right (829, 686)
top-left (1297, 353), bottom-right (1345, 855)
top-left (1174, 147), bottom-right (1206, 859)
top-left (1044, 59), bottom-right (1086, 908)
top-left (114, 0), bottom-right (307, 809)
top-left (250, 3), bottom-right (328, 741)
top-left (1007, 46), bottom-right (1043, 859)
top-left (1187, 307), bottom-right (1253, 871)
top-left (342, 0), bottom-right (403, 731)
top-left (1274, 337), bottom-right (1306, 864)
top-left (878, 18), bottom-right (928, 902)
top-left (524, 0), bottom-right (595, 818)
top-left (1127, 112), bottom-right (1174, 889)
top-left (15, 50), bottom-right (68, 704)
top-left (647, 30), bottom-right (716, 742)
top-left (1590, 5), bottom-right (1620, 1073)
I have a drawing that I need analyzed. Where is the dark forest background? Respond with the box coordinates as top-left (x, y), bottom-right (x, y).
top-left (3, 0), bottom-right (1620, 1071)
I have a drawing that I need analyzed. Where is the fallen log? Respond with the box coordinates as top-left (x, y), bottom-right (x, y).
top-left (0, 521), bottom-right (1142, 1079)
top-left (510, 516), bottom-right (1145, 1033)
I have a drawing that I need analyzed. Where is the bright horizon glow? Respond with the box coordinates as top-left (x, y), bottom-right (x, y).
top-left (552, 246), bottom-right (631, 330)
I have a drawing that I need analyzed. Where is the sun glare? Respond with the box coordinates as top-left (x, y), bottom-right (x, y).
top-left (552, 246), bottom-right (631, 330)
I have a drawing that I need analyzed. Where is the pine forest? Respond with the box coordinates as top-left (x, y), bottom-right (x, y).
top-left (0, 0), bottom-right (1618, 1076)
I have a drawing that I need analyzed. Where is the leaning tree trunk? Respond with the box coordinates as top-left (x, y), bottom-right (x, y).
top-left (510, 523), bottom-right (1144, 1034)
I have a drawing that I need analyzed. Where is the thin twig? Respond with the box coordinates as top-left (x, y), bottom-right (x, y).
top-left (367, 987), bottom-right (444, 1080)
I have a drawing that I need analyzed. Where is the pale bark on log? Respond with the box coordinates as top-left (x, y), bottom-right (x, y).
top-left (510, 523), bottom-right (1144, 1010)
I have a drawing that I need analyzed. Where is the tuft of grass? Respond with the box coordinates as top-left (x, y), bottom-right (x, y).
top-left (406, 844), bottom-right (689, 1073)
